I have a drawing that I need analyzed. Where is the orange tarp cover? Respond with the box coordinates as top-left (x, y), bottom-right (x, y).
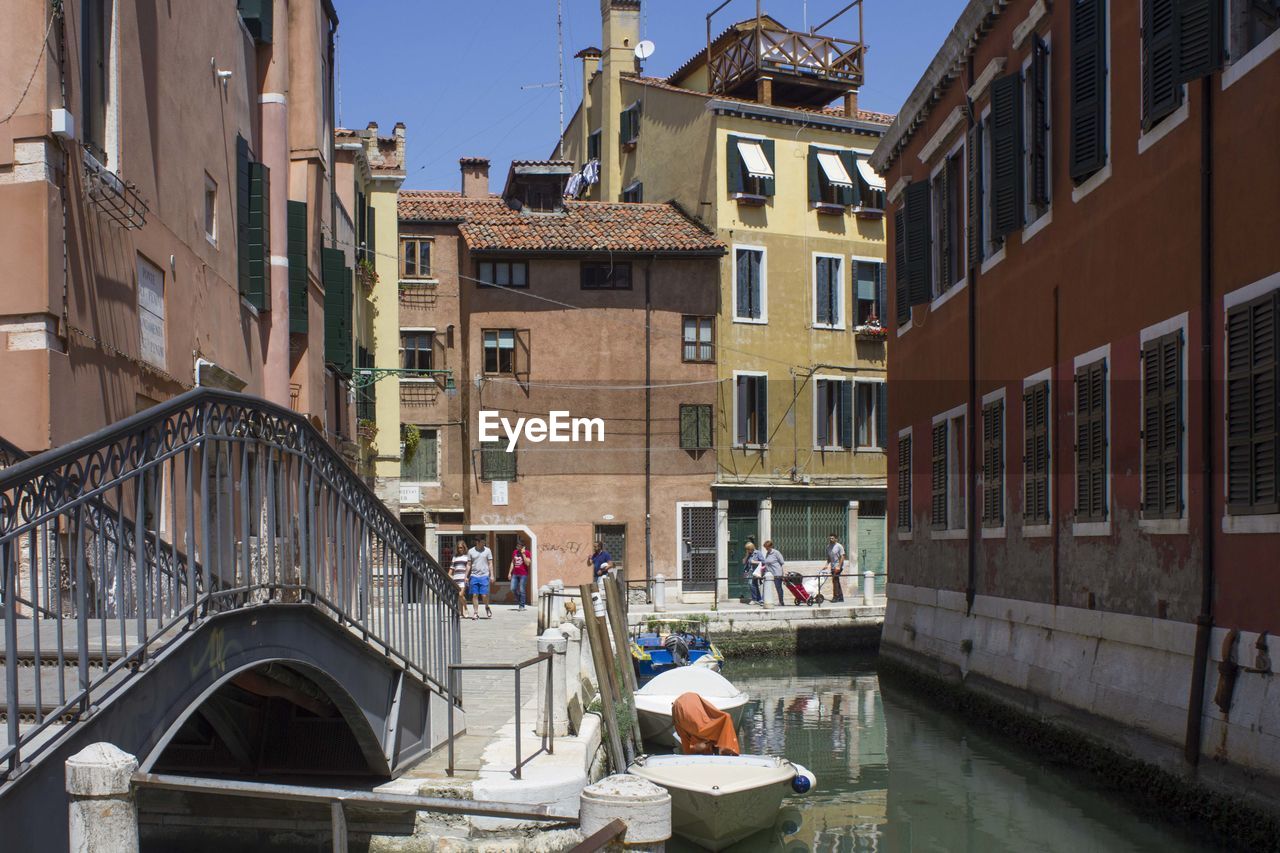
top-left (671, 692), bottom-right (741, 756)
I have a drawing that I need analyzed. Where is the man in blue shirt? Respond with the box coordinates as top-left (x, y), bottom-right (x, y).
top-left (589, 541), bottom-right (614, 580)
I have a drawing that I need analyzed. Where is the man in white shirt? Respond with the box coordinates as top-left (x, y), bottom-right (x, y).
top-left (827, 534), bottom-right (846, 602)
top-left (466, 536), bottom-right (494, 619)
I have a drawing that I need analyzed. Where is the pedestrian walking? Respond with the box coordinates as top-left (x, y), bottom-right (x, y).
top-left (449, 538), bottom-right (469, 610)
top-left (466, 536), bottom-right (494, 619)
top-left (510, 540), bottom-right (532, 610)
top-left (588, 541), bottom-right (613, 582)
top-left (827, 533), bottom-right (846, 602)
top-left (741, 542), bottom-right (763, 605)
top-left (759, 540), bottom-right (786, 606)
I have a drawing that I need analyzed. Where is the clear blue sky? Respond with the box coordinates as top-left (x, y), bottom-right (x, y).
top-left (335, 0), bottom-right (964, 191)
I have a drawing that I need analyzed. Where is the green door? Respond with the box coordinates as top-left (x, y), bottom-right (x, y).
top-left (726, 500), bottom-right (758, 602)
top-left (856, 499), bottom-right (887, 594)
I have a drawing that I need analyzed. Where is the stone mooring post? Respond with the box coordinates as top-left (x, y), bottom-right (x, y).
top-left (863, 570), bottom-right (876, 606)
top-left (652, 574), bottom-right (666, 612)
top-left (537, 628), bottom-right (569, 737)
top-left (579, 774), bottom-right (672, 852)
top-left (66, 743), bottom-right (140, 853)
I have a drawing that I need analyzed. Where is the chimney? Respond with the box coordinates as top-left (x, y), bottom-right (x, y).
top-left (363, 121), bottom-right (379, 162)
top-left (460, 157), bottom-right (490, 198)
top-left (599, 0), bottom-right (640, 200)
top-left (575, 47), bottom-right (602, 166)
top-left (393, 122), bottom-right (407, 170)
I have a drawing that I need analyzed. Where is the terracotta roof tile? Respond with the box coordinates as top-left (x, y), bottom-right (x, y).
top-left (398, 193), bottom-right (724, 254)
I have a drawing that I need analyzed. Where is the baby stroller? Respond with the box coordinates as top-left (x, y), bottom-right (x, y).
top-left (783, 571), bottom-right (825, 606)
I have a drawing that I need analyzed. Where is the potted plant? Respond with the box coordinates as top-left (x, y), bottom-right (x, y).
top-left (401, 423), bottom-right (420, 461)
top-left (357, 257), bottom-right (379, 292)
top-left (357, 418), bottom-right (377, 441)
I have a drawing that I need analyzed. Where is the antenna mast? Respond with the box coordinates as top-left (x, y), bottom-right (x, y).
top-left (556, 0), bottom-right (565, 160)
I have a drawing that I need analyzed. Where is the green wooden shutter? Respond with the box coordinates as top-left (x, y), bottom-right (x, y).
top-left (839, 380), bottom-right (854, 449)
top-left (1070, 0), bottom-right (1108, 181)
top-left (1143, 331), bottom-right (1184, 518)
top-left (897, 433), bottom-right (912, 531)
top-left (759, 138), bottom-right (775, 197)
top-left (982, 399), bottom-right (1004, 526)
top-left (1174, 0), bottom-right (1224, 82)
top-left (726, 136), bottom-right (744, 194)
top-left (588, 129), bottom-right (601, 161)
top-left (236, 135), bottom-right (251, 300)
top-left (967, 124), bottom-right (982, 264)
top-left (243, 160), bottom-right (270, 310)
top-left (875, 262), bottom-right (888, 326)
top-left (680, 404), bottom-right (699, 449)
top-left (1143, 0), bottom-right (1182, 130)
top-left (807, 147), bottom-right (821, 203)
top-left (937, 164), bottom-right (951, 284)
top-left (1075, 360), bottom-right (1108, 520)
top-left (876, 383), bottom-right (888, 450)
top-left (697, 404), bottom-right (711, 449)
top-left (905, 180), bottom-right (932, 308)
top-left (1226, 294), bottom-right (1279, 514)
top-left (322, 247), bottom-right (352, 374)
top-left (991, 72), bottom-right (1024, 238)
top-left (931, 422), bottom-right (948, 528)
top-left (237, 0), bottom-right (273, 43)
top-left (287, 200), bottom-right (308, 334)
top-left (1030, 37), bottom-right (1051, 207)
top-left (1023, 381), bottom-right (1051, 524)
top-left (754, 377), bottom-right (768, 446)
top-left (894, 206), bottom-right (910, 325)
top-left (839, 151), bottom-right (858, 207)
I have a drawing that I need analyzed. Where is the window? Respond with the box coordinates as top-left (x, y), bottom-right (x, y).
top-left (931, 412), bottom-right (966, 530)
top-left (1075, 359), bottom-right (1109, 522)
top-left (581, 262), bottom-right (632, 290)
top-left (1142, 330), bottom-right (1183, 519)
top-left (480, 439), bottom-right (516, 481)
top-left (622, 181), bottom-right (643, 203)
top-left (356, 347), bottom-right (375, 422)
top-left (594, 524), bottom-right (626, 575)
top-left (931, 147), bottom-right (965, 294)
top-left (807, 147), bottom-right (856, 206)
top-left (813, 255), bottom-right (843, 328)
top-left (620, 102), bottom-right (640, 145)
top-left (854, 157), bottom-right (888, 211)
top-left (680, 404), bottom-right (713, 450)
top-left (1226, 292), bottom-right (1279, 515)
top-left (682, 316), bottom-right (714, 363)
top-left (854, 260), bottom-right (886, 326)
top-left (204, 174), bottom-right (218, 243)
top-left (895, 179), bottom-right (932, 326)
top-left (735, 374), bottom-right (768, 446)
top-left (137, 254), bottom-right (165, 369)
top-left (82, 0), bottom-right (113, 164)
top-left (483, 329), bottom-right (516, 375)
top-left (400, 330), bottom-right (434, 372)
top-left (402, 238), bottom-right (432, 278)
top-left (727, 136), bottom-right (775, 198)
top-left (401, 427), bottom-right (439, 482)
top-left (1069, 0), bottom-right (1108, 182)
top-left (1229, 0), bottom-right (1280, 60)
top-left (979, 109), bottom-right (1000, 258)
top-left (587, 129), bottom-right (602, 161)
top-left (982, 397), bottom-right (1005, 527)
top-left (734, 247), bottom-right (766, 322)
top-left (1142, 0), bottom-right (1183, 130)
top-left (991, 72), bottom-right (1023, 242)
top-left (477, 260), bottom-right (528, 288)
top-left (815, 379), bottom-right (852, 450)
top-left (897, 432), bottom-right (913, 531)
top-left (1024, 381), bottom-right (1051, 524)
top-left (1025, 37), bottom-right (1052, 224)
top-left (856, 382), bottom-right (887, 449)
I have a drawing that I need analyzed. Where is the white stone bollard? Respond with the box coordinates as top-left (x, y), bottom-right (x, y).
top-left (652, 574), bottom-right (666, 612)
top-left (863, 570), bottom-right (876, 606)
top-left (559, 621), bottom-right (582, 707)
top-left (579, 774), bottom-right (672, 852)
top-left (66, 742), bottom-right (140, 853)
top-left (550, 579), bottom-right (566, 624)
top-left (536, 628), bottom-right (569, 738)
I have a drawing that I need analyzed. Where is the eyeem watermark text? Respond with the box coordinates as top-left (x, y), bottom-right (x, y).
top-left (479, 410), bottom-right (605, 451)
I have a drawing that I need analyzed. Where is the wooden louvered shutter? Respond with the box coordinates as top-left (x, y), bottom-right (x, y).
top-left (815, 257), bottom-right (835, 325)
top-left (876, 383), bottom-right (888, 450)
top-left (894, 206), bottom-right (910, 325)
top-left (236, 135), bottom-right (252, 299)
top-left (735, 376), bottom-right (750, 444)
top-left (1069, 0), bottom-right (1108, 181)
top-left (759, 138), bottom-right (776, 196)
top-left (1142, 332), bottom-right (1184, 518)
top-left (755, 377), bottom-right (769, 446)
top-left (1226, 294), bottom-right (1279, 514)
top-left (323, 247), bottom-right (352, 374)
top-left (287, 201), bottom-right (308, 334)
top-left (839, 381), bottom-right (854, 449)
top-left (875, 262), bottom-right (888, 326)
top-left (983, 399), bottom-right (1005, 526)
top-left (937, 166), bottom-right (951, 288)
top-left (816, 383), bottom-right (831, 448)
top-left (967, 124), bottom-right (982, 264)
top-left (1143, 0), bottom-right (1182, 130)
top-left (1024, 382), bottom-right (1050, 524)
top-left (839, 151), bottom-right (859, 207)
top-left (1075, 360), bottom-right (1108, 521)
top-left (991, 72), bottom-right (1024, 239)
top-left (1174, 0), bottom-right (1223, 82)
top-left (897, 433), bottom-right (912, 531)
top-left (931, 422), bottom-right (948, 529)
top-left (1030, 37), bottom-right (1050, 207)
top-left (807, 147), bottom-right (822, 202)
top-left (726, 136), bottom-right (744, 194)
top-left (905, 180), bottom-right (932, 309)
top-left (243, 160), bottom-right (270, 310)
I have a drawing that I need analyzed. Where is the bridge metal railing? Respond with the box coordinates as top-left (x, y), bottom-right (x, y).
top-left (446, 651), bottom-right (554, 779)
top-left (0, 388), bottom-right (461, 780)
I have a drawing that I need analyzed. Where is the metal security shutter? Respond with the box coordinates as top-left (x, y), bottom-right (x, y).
top-left (1069, 0), bottom-right (1108, 181)
top-left (896, 433), bottom-right (912, 531)
top-left (982, 398), bottom-right (1005, 526)
top-left (322, 247), bottom-right (352, 374)
top-left (931, 423), bottom-right (947, 529)
top-left (1024, 381), bottom-right (1051, 524)
top-left (1075, 360), bottom-right (1108, 521)
top-left (679, 510), bottom-right (715, 592)
top-left (1174, 0), bottom-right (1224, 82)
top-left (905, 180), bottom-right (932, 309)
top-left (991, 72), bottom-right (1024, 239)
top-left (1226, 294), bottom-right (1279, 514)
top-left (287, 200), bottom-right (308, 334)
top-left (1143, 0), bottom-right (1182, 129)
top-left (772, 501), bottom-right (847, 562)
top-left (1142, 331), bottom-right (1183, 518)
top-left (1030, 37), bottom-right (1051, 207)
top-left (856, 501), bottom-right (886, 576)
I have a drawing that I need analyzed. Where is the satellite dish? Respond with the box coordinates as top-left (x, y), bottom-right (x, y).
top-left (634, 39), bottom-right (656, 60)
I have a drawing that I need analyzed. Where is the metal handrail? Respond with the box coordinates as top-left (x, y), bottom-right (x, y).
top-left (0, 388), bottom-right (461, 780)
top-left (446, 651), bottom-right (553, 780)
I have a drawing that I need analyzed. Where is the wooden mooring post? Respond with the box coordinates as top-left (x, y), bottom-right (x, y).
top-left (603, 576), bottom-right (644, 754)
top-left (579, 584), bottom-right (627, 773)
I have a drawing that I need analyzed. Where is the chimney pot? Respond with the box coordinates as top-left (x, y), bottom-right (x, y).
top-left (460, 157), bottom-right (491, 198)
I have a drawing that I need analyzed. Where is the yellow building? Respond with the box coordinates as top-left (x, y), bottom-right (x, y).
top-left (561, 2), bottom-right (892, 598)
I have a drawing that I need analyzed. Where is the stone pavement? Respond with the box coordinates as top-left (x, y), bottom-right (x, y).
top-left (404, 603), bottom-right (541, 781)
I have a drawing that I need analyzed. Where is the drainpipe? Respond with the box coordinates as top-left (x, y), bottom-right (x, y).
top-left (644, 256), bottom-right (653, 586)
top-left (1052, 285), bottom-right (1060, 604)
top-left (1184, 76), bottom-right (1215, 768)
top-left (965, 57), bottom-right (979, 615)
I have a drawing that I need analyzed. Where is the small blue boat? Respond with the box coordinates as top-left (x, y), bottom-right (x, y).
top-left (630, 622), bottom-right (725, 684)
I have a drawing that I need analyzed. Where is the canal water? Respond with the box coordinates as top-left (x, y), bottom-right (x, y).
top-left (673, 653), bottom-right (1227, 853)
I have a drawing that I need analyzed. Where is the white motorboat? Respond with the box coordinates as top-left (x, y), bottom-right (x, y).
top-left (628, 754), bottom-right (815, 851)
top-left (633, 666), bottom-right (748, 747)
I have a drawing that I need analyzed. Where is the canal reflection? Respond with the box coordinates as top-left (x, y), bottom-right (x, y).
top-left (670, 653), bottom-right (1224, 853)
